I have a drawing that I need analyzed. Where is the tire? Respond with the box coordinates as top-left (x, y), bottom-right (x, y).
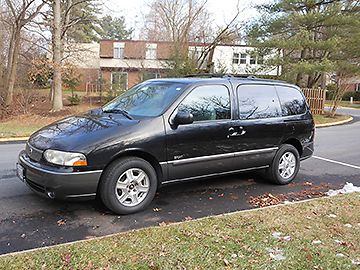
top-left (266, 144), bottom-right (300, 185)
top-left (99, 157), bottom-right (158, 215)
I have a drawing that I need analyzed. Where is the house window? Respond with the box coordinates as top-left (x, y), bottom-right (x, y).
top-left (143, 72), bottom-right (161, 81)
top-left (232, 53), bottom-right (240, 64)
top-left (250, 55), bottom-right (256, 65)
top-left (257, 55), bottom-right (264, 65)
top-left (240, 54), bottom-right (247, 64)
top-left (113, 42), bottom-right (125, 59)
top-left (356, 83), bottom-right (360, 92)
top-left (146, 43), bottom-right (157, 60)
top-left (111, 72), bottom-right (128, 90)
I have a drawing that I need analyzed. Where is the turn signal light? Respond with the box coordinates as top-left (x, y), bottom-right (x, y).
top-left (73, 160), bottom-right (88, 166)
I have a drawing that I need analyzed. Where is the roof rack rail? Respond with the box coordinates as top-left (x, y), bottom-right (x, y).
top-left (185, 73), bottom-right (257, 79)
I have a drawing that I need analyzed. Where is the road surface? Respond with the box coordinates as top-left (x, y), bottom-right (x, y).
top-left (0, 107), bottom-right (359, 254)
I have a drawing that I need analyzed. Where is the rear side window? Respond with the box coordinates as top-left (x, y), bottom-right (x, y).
top-left (178, 85), bottom-right (231, 122)
top-left (276, 86), bottom-right (307, 116)
top-left (237, 84), bottom-right (281, 120)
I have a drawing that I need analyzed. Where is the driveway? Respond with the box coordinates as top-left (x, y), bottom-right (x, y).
top-left (0, 108), bottom-right (359, 255)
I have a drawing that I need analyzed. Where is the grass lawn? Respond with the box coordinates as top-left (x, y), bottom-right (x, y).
top-left (0, 104), bottom-right (97, 138)
top-left (313, 113), bottom-right (350, 125)
top-left (1, 193), bottom-right (359, 269)
top-left (325, 101), bottom-right (360, 109)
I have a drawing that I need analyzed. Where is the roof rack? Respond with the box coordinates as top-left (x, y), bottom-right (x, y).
top-left (185, 73), bottom-right (257, 79)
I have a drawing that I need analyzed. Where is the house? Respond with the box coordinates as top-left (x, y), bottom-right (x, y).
top-left (70, 40), bottom-right (281, 91)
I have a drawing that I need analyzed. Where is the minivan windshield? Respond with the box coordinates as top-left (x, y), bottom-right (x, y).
top-left (102, 81), bottom-right (186, 117)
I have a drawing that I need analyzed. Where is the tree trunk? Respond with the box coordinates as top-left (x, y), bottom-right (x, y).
top-left (52, 0), bottom-right (63, 111)
top-left (5, 28), bottom-right (21, 106)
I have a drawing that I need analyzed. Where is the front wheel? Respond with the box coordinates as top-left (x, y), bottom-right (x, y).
top-left (266, 144), bottom-right (300, 185)
top-left (99, 157), bottom-right (158, 215)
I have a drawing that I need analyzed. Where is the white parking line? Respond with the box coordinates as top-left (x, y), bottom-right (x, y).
top-left (313, 156), bottom-right (360, 170)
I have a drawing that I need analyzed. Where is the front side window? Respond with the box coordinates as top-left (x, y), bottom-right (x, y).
top-left (237, 84), bottom-right (281, 119)
top-left (103, 82), bottom-right (186, 117)
top-left (276, 86), bottom-right (307, 116)
top-left (178, 85), bottom-right (231, 122)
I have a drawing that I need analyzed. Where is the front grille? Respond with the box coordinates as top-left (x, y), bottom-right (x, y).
top-left (26, 143), bottom-right (44, 162)
top-left (26, 179), bottom-right (46, 193)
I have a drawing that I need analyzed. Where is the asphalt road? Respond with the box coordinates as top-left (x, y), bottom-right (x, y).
top-left (0, 108), bottom-right (359, 255)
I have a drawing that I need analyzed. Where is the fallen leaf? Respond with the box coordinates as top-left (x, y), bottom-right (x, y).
top-left (62, 253), bottom-right (72, 266)
top-left (57, 219), bottom-right (66, 226)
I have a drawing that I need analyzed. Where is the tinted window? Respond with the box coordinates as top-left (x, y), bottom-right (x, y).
top-left (178, 85), bottom-right (231, 122)
top-left (276, 86), bottom-right (307, 116)
top-left (237, 85), bottom-right (281, 119)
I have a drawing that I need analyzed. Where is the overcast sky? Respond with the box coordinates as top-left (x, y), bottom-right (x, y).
top-left (102, 0), bottom-right (269, 38)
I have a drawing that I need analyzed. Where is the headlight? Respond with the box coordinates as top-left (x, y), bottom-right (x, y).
top-left (44, 149), bottom-right (87, 166)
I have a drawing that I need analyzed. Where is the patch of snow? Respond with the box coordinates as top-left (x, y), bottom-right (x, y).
top-left (272, 232), bottom-right (282, 239)
top-left (327, 214), bottom-right (337, 218)
top-left (231, 254), bottom-right (237, 258)
top-left (312, 240), bottom-right (322, 245)
top-left (266, 248), bottom-right (286, 261)
top-left (271, 232), bottom-right (291, 241)
top-left (326, 182), bottom-right (360, 196)
top-left (351, 259), bottom-right (360, 265)
top-left (336, 253), bottom-right (346, 257)
top-left (334, 240), bottom-right (344, 245)
top-left (283, 200), bottom-right (291, 205)
top-left (344, 223), bottom-right (352, 228)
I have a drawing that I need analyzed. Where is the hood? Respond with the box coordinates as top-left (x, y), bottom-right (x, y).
top-left (28, 109), bottom-right (140, 153)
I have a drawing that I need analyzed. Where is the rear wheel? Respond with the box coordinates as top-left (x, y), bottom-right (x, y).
top-left (99, 157), bottom-right (157, 214)
top-left (266, 144), bottom-right (300, 185)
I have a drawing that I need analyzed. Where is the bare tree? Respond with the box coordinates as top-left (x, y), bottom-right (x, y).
top-left (2, 0), bottom-right (45, 106)
top-left (142, 0), bottom-right (241, 74)
top-left (52, 0), bottom-right (62, 111)
top-left (142, 0), bottom-right (211, 43)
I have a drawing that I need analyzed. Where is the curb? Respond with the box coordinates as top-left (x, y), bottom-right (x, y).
top-left (0, 137), bottom-right (29, 143)
top-left (315, 116), bottom-right (353, 128)
top-left (337, 106), bottom-right (360, 111)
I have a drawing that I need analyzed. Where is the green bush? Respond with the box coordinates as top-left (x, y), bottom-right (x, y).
top-left (342, 91), bottom-right (360, 101)
top-left (325, 84), bottom-right (337, 100)
top-left (67, 94), bottom-right (81, 105)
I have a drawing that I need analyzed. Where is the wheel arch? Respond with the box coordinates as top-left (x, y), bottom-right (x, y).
top-left (99, 149), bottom-right (164, 190)
top-left (281, 138), bottom-right (303, 156)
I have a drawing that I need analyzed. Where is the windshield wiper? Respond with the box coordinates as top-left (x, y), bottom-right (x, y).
top-left (102, 109), bottom-right (133, 120)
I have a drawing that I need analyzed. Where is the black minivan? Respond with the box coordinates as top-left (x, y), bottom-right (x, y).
top-left (17, 75), bottom-right (314, 214)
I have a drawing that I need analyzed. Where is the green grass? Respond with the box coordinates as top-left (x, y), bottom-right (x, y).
top-left (1, 193), bottom-right (359, 269)
top-left (325, 101), bottom-right (360, 109)
top-left (313, 113), bottom-right (350, 125)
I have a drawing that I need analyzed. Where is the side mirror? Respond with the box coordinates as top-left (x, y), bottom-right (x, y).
top-left (172, 110), bottom-right (194, 126)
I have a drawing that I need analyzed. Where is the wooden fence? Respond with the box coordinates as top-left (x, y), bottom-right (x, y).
top-left (301, 88), bottom-right (326, 115)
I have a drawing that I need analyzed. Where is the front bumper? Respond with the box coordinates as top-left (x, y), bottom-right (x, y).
top-left (18, 151), bottom-right (102, 200)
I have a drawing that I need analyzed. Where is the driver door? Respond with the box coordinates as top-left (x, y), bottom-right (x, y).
top-left (164, 84), bottom-right (237, 180)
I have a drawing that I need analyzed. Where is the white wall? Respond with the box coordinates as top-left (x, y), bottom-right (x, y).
top-left (212, 45), bottom-right (281, 76)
